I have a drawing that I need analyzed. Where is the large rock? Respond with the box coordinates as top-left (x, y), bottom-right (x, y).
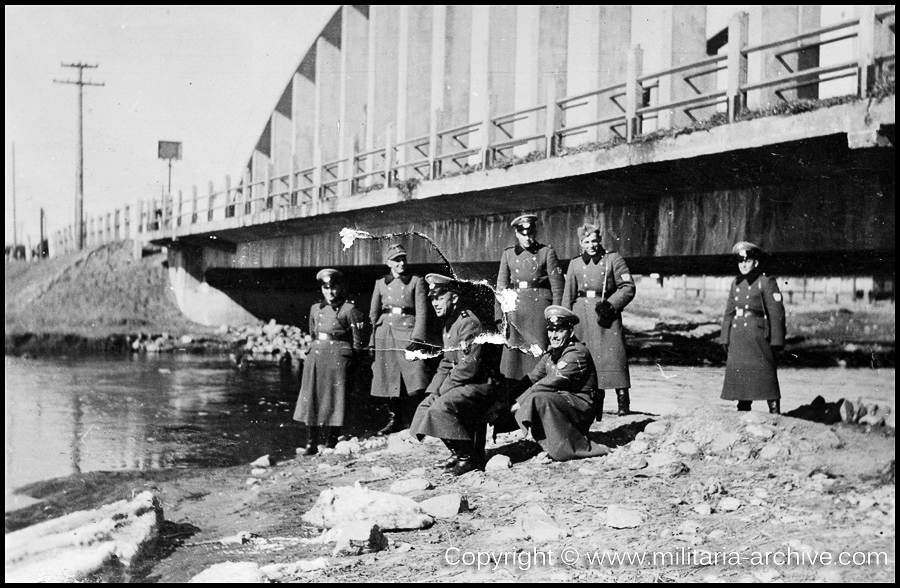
top-left (190, 561), bottom-right (265, 583)
top-left (302, 486), bottom-right (433, 530)
top-left (606, 505), bottom-right (644, 529)
top-left (516, 504), bottom-right (571, 542)
top-left (326, 522), bottom-right (389, 556)
top-left (419, 494), bottom-right (470, 519)
top-left (5, 491), bottom-right (162, 583)
top-left (485, 455), bottom-right (512, 471)
top-left (388, 478), bottom-right (433, 494)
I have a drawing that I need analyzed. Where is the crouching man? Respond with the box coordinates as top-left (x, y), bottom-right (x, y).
top-left (511, 306), bottom-right (610, 461)
top-left (409, 274), bottom-right (496, 476)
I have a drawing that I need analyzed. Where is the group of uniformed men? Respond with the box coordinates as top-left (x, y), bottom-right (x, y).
top-left (293, 214), bottom-right (637, 476)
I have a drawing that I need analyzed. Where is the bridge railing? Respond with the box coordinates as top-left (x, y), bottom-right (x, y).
top-left (51, 8), bottom-right (895, 255)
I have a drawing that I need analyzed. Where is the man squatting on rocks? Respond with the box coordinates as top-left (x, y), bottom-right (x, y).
top-left (509, 305), bottom-right (611, 460)
top-left (293, 269), bottom-right (366, 455)
top-left (368, 244), bottom-right (432, 435)
top-left (408, 274), bottom-right (497, 477)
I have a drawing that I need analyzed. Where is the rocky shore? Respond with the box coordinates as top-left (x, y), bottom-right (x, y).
top-left (5, 406), bottom-right (895, 582)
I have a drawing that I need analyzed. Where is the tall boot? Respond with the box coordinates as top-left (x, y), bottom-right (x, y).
top-left (302, 426), bottom-right (319, 456)
top-left (449, 426), bottom-right (487, 477)
top-left (616, 389), bottom-right (631, 416)
top-left (736, 401), bottom-right (752, 411)
top-left (767, 399), bottom-right (781, 414)
top-left (436, 439), bottom-right (461, 469)
top-left (325, 427), bottom-right (341, 449)
top-left (377, 397), bottom-right (404, 436)
top-left (592, 390), bottom-right (606, 422)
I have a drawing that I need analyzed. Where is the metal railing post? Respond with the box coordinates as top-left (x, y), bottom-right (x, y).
top-left (384, 124), bottom-right (394, 187)
top-left (857, 5), bottom-right (876, 98)
top-left (626, 45), bottom-right (644, 143)
top-left (544, 83), bottom-right (559, 158)
top-left (428, 107), bottom-right (440, 179)
top-left (727, 12), bottom-right (749, 122)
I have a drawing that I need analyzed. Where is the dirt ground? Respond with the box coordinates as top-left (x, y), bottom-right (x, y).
top-left (7, 366), bottom-right (893, 583)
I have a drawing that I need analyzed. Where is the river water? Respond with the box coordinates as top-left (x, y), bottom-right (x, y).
top-left (5, 355), bottom-right (894, 512)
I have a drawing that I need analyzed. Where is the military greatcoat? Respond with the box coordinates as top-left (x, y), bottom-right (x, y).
top-left (409, 307), bottom-right (495, 442)
top-left (293, 300), bottom-right (365, 427)
top-left (515, 337), bottom-right (605, 461)
top-left (368, 273), bottom-right (430, 398)
top-left (562, 250), bottom-right (635, 389)
top-left (497, 243), bottom-right (564, 380)
top-left (719, 271), bottom-right (786, 401)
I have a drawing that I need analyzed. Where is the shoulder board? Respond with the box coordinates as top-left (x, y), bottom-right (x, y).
top-left (460, 309), bottom-right (471, 318)
top-left (504, 245), bottom-right (515, 251)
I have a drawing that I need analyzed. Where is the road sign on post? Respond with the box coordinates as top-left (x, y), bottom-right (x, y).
top-left (158, 141), bottom-right (182, 196)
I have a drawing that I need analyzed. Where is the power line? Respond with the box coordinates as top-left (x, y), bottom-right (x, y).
top-left (54, 62), bottom-right (105, 251)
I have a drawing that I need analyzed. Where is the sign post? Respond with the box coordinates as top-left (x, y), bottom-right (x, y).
top-left (157, 141), bottom-right (183, 196)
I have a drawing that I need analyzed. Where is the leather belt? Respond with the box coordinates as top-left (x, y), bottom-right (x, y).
top-left (382, 306), bottom-right (414, 316)
top-left (316, 332), bottom-right (351, 342)
top-left (514, 280), bottom-right (546, 290)
top-left (577, 289), bottom-right (600, 299)
top-left (735, 308), bottom-right (765, 318)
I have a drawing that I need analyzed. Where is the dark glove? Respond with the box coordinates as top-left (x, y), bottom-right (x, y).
top-left (405, 339), bottom-right (441, 358)
top-left (595, 300), bottom-right (617, 328)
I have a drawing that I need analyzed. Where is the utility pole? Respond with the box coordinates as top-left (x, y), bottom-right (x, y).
top-left (11, 142), bottom-right (16, 249)
top-left (54, 62), bottom-right (104, 251)
top-left (39, 208), bottom-right (45, 259)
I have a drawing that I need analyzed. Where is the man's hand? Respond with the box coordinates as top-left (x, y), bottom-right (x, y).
top-left (595, 300), bottom-right (617, 328)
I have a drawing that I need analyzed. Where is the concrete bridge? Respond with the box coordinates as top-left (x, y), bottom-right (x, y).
top-left (53, 5), bottom-right (896, 326)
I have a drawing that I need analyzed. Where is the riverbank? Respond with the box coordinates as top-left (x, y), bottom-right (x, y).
top-left (5, 374), bottom-right (895, 582)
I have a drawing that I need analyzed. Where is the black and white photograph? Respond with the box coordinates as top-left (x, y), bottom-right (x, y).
top-left (5, 5), bottom-right (894, 582)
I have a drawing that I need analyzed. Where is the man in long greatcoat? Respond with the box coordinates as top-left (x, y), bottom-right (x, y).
top-left (720, 241), bottom-right (786, 413)
top-left (294, 269), bottom-right (365, 455)
top-left (368, 244), bottom-right (431, 435)
top-left (409, 274), bottom-right (496, 476)
top-left (497, 214), bottom-right (564, 381)
top-left (512, 306), bottom-right (610, 461)
top-left (562, 224), bottom-right (636, 415)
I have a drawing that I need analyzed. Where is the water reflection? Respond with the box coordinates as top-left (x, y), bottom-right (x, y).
top-left (4, 354), bottom-right (308, 504)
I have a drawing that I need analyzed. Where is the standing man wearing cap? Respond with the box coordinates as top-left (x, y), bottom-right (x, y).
top-left (720, 242), bottom-right (786, 413)
top-left (510, 306), bottom-right (610, 461)
top-left (293, 269), bottom-right (366, 455)
top-left (368, 244), bottom-right (432, 435)
top-left (562, 224), bottom-right (636, 416)
top-left (409, 274), bottom-right (496, 476)
top-left (497, 214), bottom-right (564, 383)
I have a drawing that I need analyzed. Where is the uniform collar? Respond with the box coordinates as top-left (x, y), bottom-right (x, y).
top-left (736, 269), bottom-right (762, 285)
top-left (384, 272), bottom-right (412, 285)
top-left (319, 298), bottom-right (345, 310)
top-left (581, 247), bottom-right (606, 264)
top-left (442, 305), bottom-right (464, 330)
top-left (514, 242), bottom-right (542, 255)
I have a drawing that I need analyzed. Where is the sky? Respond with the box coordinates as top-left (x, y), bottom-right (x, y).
top-left (5, 5), bottom-right (854, 248)
top-left (5, 5), bottom-right (339, 246)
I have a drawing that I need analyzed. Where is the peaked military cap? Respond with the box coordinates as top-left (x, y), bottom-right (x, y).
top-left (385, 243), bottom-right (407, 262)
top-left (425, 273), bottom-right (457, 296)
top-left (544, 305), bottom-right (579, 328)
top-left (579, 223), bottom-right (601, 240)
top-left (316, 268), bottom-right (344, 284)
top-left (732, 241), bottom-right (762, 260)
top-left (511, 214), bottom-right (538, 232)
